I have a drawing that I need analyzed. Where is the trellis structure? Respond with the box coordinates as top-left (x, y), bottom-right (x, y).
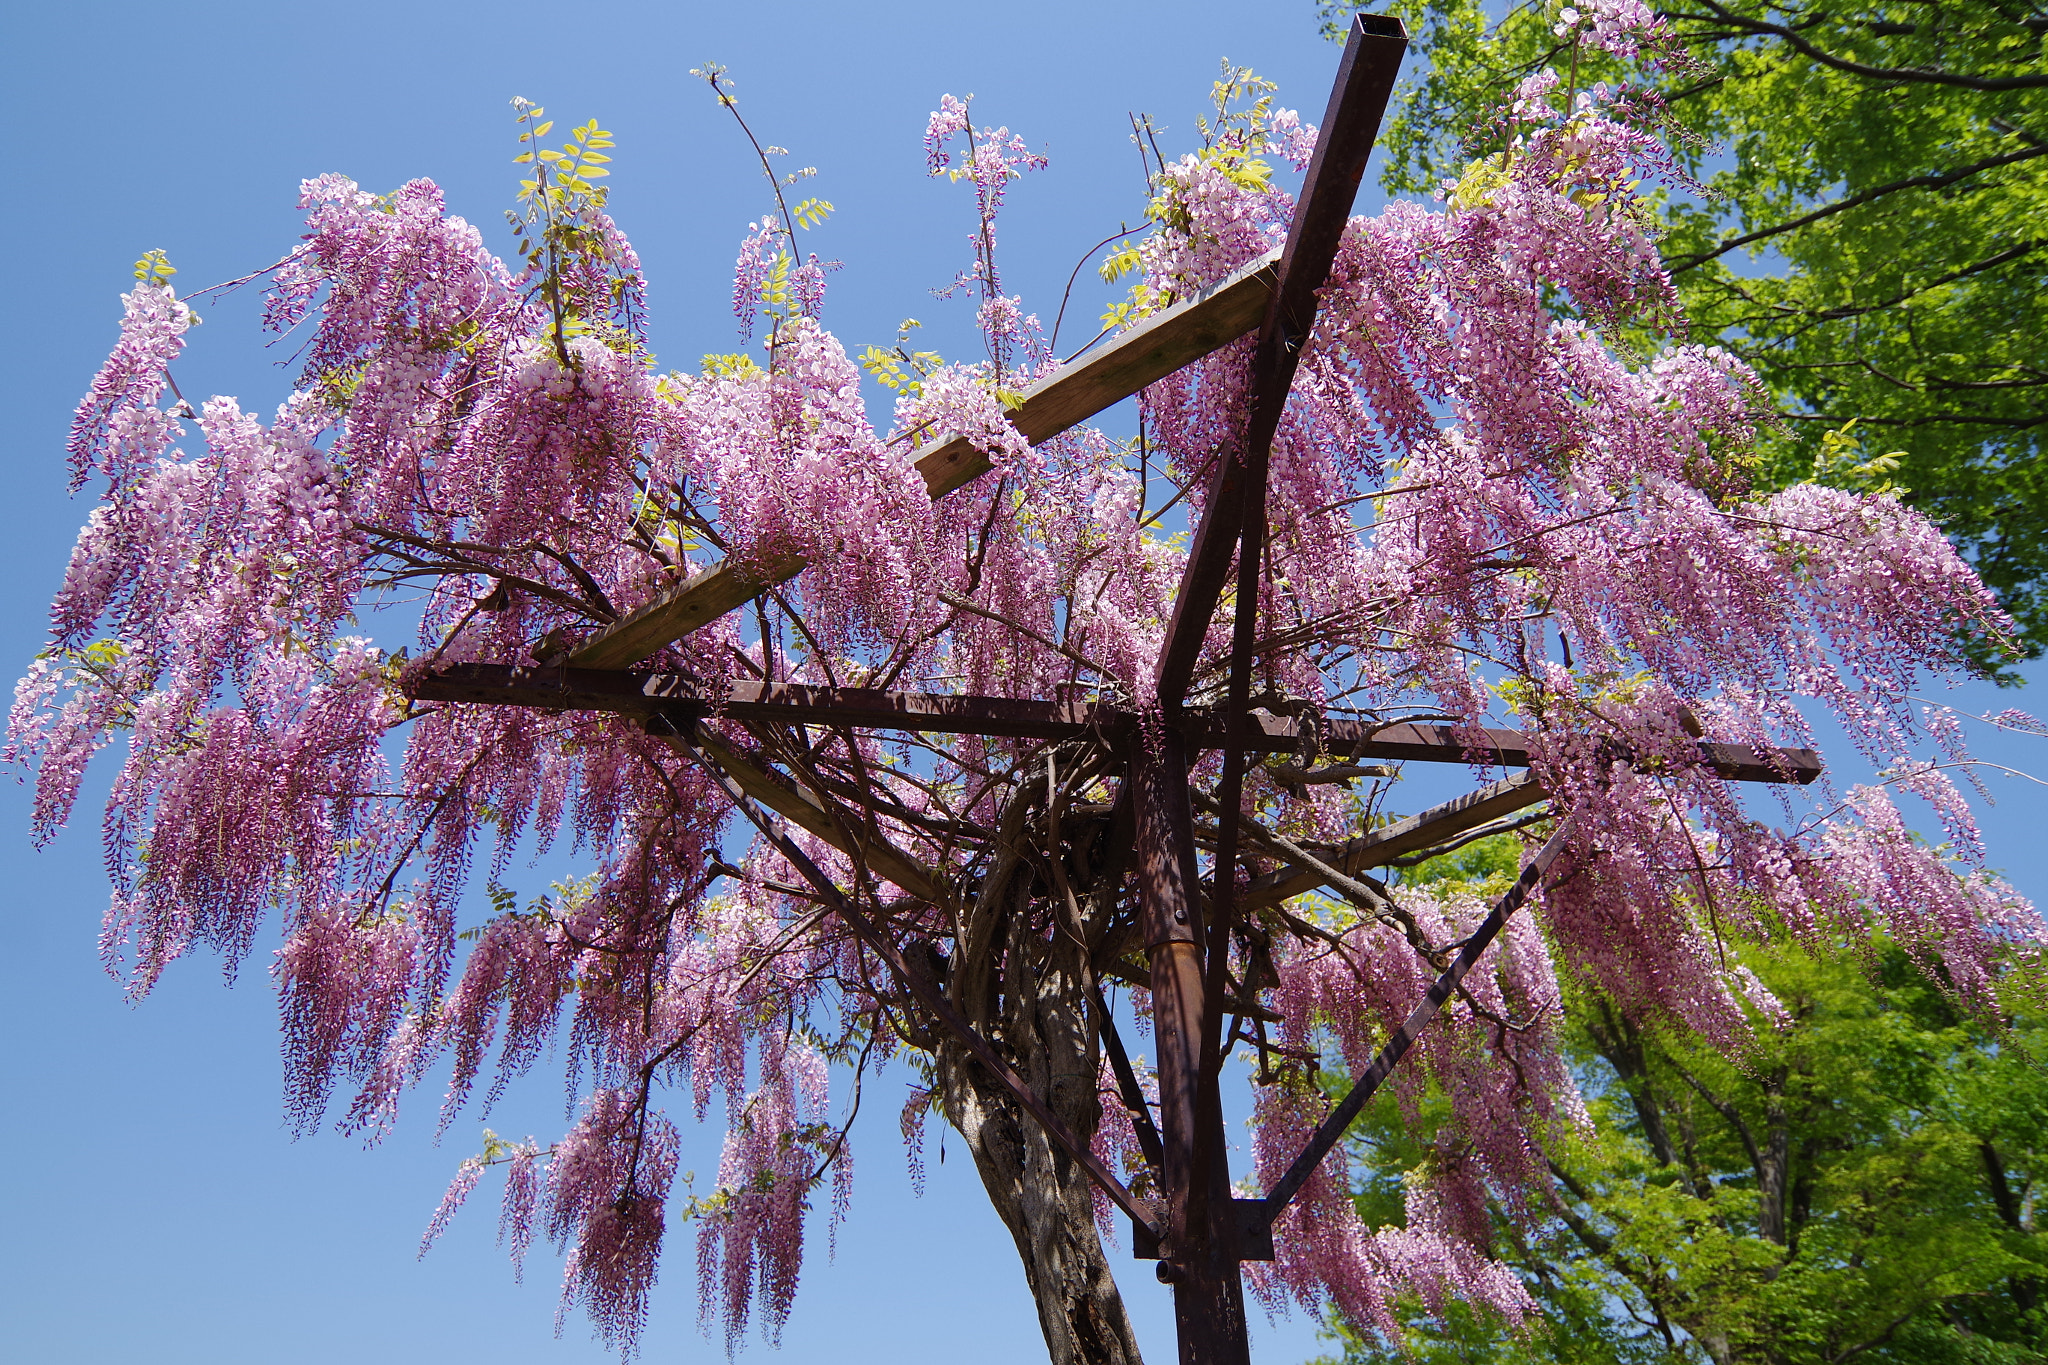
top-left (413, 17), bottom-right (1822, 1362)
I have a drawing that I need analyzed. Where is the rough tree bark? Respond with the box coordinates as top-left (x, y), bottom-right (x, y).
top-left (932, 780), bottom-right (1146, 1365)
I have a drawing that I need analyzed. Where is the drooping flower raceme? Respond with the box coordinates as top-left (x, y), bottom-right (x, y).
top-left (11, 70), bottom-right (2041, 1360)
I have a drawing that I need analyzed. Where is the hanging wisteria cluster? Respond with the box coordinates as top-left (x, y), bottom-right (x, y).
top-left (12, 13), bottom-right (2045, 1358)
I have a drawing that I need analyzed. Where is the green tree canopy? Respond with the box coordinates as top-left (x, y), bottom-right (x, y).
top-left (1312, 874), bottom-right (2047, 1364)
top-left (1324, 0), bottom-right (2048, 671)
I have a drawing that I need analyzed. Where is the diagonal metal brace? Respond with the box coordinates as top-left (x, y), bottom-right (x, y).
top-left (1238, 774), bottom-right (1548, 912)
top-left (1251, 822), bottom-right (1573, 1234)
top-left (1092, 982), bottom-right (1166, 1176)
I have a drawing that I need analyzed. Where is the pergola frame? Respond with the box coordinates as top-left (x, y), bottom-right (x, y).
top-left (412, 18), bottom-right (1823, 1360)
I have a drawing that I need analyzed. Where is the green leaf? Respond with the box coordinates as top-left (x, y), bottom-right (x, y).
top-left (1097, 241), bottom-right (1141, 285)
top-left (131, 248), bottom-right (177, 288)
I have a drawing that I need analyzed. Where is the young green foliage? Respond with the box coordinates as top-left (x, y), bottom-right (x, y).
top-left (503, 99), bottom-right (633, 366)
top-left (1316, 937), bottom-right (2048, 1365)
top-left (1322, 0), bottom-right (2048, 675)
top-left (131, 249), bottom-right (176, 289)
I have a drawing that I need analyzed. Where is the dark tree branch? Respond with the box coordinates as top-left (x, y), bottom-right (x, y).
top-left (1666, 146), bottom-right (2048, 273)
top-left (1673, 3), bottom-right (2048, 90)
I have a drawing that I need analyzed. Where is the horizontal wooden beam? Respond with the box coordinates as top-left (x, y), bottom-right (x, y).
top-left (1238, 774), bottom-right (1546, 913)
top-left (648, 718), bottom-right (945, 906)
top-left (413, 664), bottom-right (1825, 785)
top-left (560, 250), bottom-right (1284, 670)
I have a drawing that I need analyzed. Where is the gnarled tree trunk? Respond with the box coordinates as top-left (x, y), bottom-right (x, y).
top-left (932, 801), bottom-right (1144, 1365)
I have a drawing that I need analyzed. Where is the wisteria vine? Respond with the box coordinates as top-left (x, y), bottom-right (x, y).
top-left (12, 13), bottom-right (2045, 1359)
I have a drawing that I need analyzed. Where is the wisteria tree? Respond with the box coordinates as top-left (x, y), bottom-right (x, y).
top-left (12, 10), bottom-right (2045, 1365)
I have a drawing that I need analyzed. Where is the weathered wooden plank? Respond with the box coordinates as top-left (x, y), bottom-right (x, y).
top-left (561, 250), bottom-right (1283, 670)
top-left (653, 719), bottom-right (946, 906)
top-left (558, 549), bottom-right (807, 674)
top-left (1238, 774), bottom-right (1546, 913)
top-left (910, 249), bottom-right (1283, 498)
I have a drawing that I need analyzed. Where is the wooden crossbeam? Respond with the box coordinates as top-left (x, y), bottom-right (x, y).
top-left (412, 663), bottom-right (1825, 784)
top-left (1237, 774), bottom-right (1546, 913)
top-left (557, 249), bottom-right (1284, 670)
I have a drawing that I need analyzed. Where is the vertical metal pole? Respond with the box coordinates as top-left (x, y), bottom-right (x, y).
top-left (1131, 728), bottom-right (1250, 1365)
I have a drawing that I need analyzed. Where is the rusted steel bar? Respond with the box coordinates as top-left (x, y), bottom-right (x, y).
top-left (1238, 774), bottom-right (1547, 912)
top-left (1129, 730), bottom-right (1251, 1364)
top-left (560, 250), bottom-right (1283, 670)
top-left (1170, 26), bottom-right (1411, 1284)
top-left (1253, 824), bottom-right (1572, 1230)
top-left (411, 663), bottom-right (1118, 736)
top-left (413, 663), bottom-right (1825, 784)
top-left (1092, 983), bottom-right (1166, 1176)
top-left (709, 681), bottom-right (1110, 737)
top-left (1200, 714), bottom-right (1823, 785)
top-left (413, 661), bottom-right (712, 714)
top-left (1131, 730), bottom-right (1207, 1240)
top-left (663, 718), bottom-right (1163, 1238)
top-left (1153, 14), bottom-right (1410, 712)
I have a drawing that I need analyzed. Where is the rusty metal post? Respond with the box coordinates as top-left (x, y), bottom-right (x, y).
top-left (1130, 726), bottom-right (1250, 1365)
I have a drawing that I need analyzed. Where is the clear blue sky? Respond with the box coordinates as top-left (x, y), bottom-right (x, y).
top-left (0, 2), bottom-right (1366, 1361)
top-left (3, 3), bottom-right (2044, 1363)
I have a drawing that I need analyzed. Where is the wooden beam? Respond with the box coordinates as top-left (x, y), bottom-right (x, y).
top-left (560, 250), bottom-right (1284, 670)
top-left (648, 719), bottom-right (946, 906)
top-left (911, 248), bottom-right (1283, 498)
top-left (1238, 774), bottom-right (1546, 913)
top-left (412, 665), bottom-right (1825, 785)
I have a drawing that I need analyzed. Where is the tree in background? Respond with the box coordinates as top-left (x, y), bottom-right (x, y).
top-left (1322, 0), bottom-right (2048, 668)
top-left (1320, 840), bottom-right (2047, 1365)
top-left (9, 13), bottom-right (2044, 1362)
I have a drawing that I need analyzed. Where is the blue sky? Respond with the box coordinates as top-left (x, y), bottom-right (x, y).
top-left (3, 3), bottom-right (2044, 1363)
top-left (0, 2), bottom-right (1367, 1361)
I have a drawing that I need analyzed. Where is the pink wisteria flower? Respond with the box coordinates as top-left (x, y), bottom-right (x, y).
top-left (11, 60), bottom-right (2041, 1364)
